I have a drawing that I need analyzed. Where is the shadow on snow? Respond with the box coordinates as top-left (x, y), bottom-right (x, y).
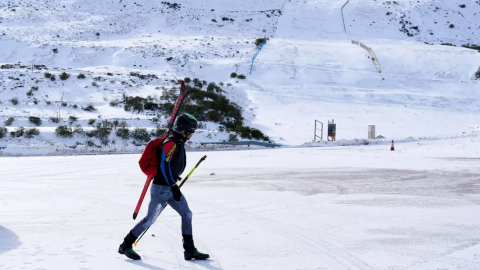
top-left (0, 226), bottom-right (21, 255)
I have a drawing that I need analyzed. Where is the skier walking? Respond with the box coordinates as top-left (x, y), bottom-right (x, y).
top-left (119, 113), bottom-right (210, 261)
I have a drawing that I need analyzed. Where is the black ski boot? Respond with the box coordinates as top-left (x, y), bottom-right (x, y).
top-left (183, 235), bottom-right (210, 260)
top-left (118, 231), bottom-right (141, 260)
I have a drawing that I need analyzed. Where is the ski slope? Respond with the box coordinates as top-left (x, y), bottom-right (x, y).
top-left (1, 136), bottom-right (480, 269)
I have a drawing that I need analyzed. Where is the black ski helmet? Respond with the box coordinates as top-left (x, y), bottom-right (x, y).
top-left (172, 113), bottom-right (198, 134)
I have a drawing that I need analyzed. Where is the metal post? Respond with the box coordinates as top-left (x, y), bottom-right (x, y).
top-left (341, 0), bottom-right (350, 33)
top-left (314, 120), bottom-right (323, 142)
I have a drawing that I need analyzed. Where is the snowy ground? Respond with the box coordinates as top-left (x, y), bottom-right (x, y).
top-left (1, 136), bottom-right (480, 270)
top-left (1, 0), bottom-right (479, 149)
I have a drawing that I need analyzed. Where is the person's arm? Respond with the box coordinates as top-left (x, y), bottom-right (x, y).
top-left (160, 141), bottom-right (179, 185)
top-left (161, 141), bottom-right (183, 201)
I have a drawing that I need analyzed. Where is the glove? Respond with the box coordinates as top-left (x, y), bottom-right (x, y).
top-left (171, 184), bottom-right (183, 202)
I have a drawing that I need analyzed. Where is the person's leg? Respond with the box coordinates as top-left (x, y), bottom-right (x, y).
top-left (167, 195), bottom-right (192, 235)
top-left (168, 195), bottom-right (209, 260)
top-left (130, 185), bottom-right (170, 236)
top-left (119, 185), bottom-right (171, 260)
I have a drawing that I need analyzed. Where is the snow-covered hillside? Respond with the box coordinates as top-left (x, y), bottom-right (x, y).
top-left (0, 0), bottom-right (479, 152)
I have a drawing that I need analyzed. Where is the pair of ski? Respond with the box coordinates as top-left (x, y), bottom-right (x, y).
top-left (132, 81), bottom-right (206, 246)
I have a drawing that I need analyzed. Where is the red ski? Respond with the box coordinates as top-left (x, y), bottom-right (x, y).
top-left (133, 81), bottom-right (188, 220)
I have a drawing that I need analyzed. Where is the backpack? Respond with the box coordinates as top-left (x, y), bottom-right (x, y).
top-left (138, 136), bottom-right (167, 178)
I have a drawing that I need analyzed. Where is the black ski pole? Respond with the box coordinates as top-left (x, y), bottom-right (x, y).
top-left (134, 155), bottom-right (207, 246)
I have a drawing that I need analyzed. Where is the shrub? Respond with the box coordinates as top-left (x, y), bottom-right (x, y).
top-left (50, 75), bottom-right (56, 81)
top-left (96, 32), bottom-right (100, 36)
top-left (235, 125), bottom-right (252, 139)
top-left (86, 140), bottom-right (95, 147)
top-left (459, 4), bottom-right (466, 8)
top-left (207, 83), bottom-right (216, 92)
top-left (10, 98), bottom-right (19, 105)
top-left (13, 127), bottom-right (25, 137)
top-left (25, 127), bottom-right (40, 138)
top-left (53, 48), bottom-right (58, 53)
top-left (251, 128), bottom-right (269, 141)
top-left (155, 127), bottom-right (167, 137)
top-left (34, 100), bottom-right (38, 105)
top-left (475, 67), bottom-right (480, 79)
top-left (69, 115), bottom-right (78, 123)
top-left (110, 99), bottom-right (121, 107)
top-left (73, 124), bottom-right (84, 135)
top-left (29, 116), bottom-right (42, 126)
top-left (237, 74), bottom-right (246, 79)
top-left (61, 102), bottom-right (68, 107)
top-left (228, 133), bottom-right (239, 142)
top-left (107, 72), bottom-right (113, 76)
top-left (27, 90), bottom-right (34, 96)
top-left (132, 128), bottom-right (151, 143)
top-left (124, 95), bottom-right (150, 113)
top-left (449, 24), bottom-right (455, 28)
top-left (88, 118), bottom-right (96, 125)
top-left (31, 86), bottom-right (39, 91)
top-left (83, 104), bottom-right (97, 112)
top-left (100, 137), bottom-right (110, 146)
top-left (255, 38), bottom-right (267, 47)
top-left (60, 72), bottom-right (70, 80)
top-left (0, 127), bottom-right (7, 138)
top-left (46, 101), bottom-right (52, 105)
top-left (92, 126), bottom-right (111, 141)
top-left (233, 125), bottom-right (269, 141)
top-left (230, 72), bottom-right (238, 78)
top-left (56, 126), bottom-right (73, 138)
top-left (44, 72), bottom-right (52, 78)
top-left (73, 104), bottom-right (78, 109)
top-left (49, 116), bottom-right (60, 123)
top-left (184, 77), bottom-right (191, 83)
top-left (4, 117), bottom-right (14, 126)
top-left (116, 122), bottom-right (130, 139)
top-left (206, 110), bottom-right (222, 122)
top-left (77, 73), bottom-right (86, 79)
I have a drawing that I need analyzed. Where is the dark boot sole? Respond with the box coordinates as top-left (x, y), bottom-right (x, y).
top-left (184, 254), bottom-right (210, 260)
top-left (118, 246), bottom-right (141, 260)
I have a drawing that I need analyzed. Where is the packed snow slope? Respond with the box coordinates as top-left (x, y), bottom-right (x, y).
top-left (0, 0), bottom-right (479, 148)
top-left (1, 137), bottom-right (480, 269)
